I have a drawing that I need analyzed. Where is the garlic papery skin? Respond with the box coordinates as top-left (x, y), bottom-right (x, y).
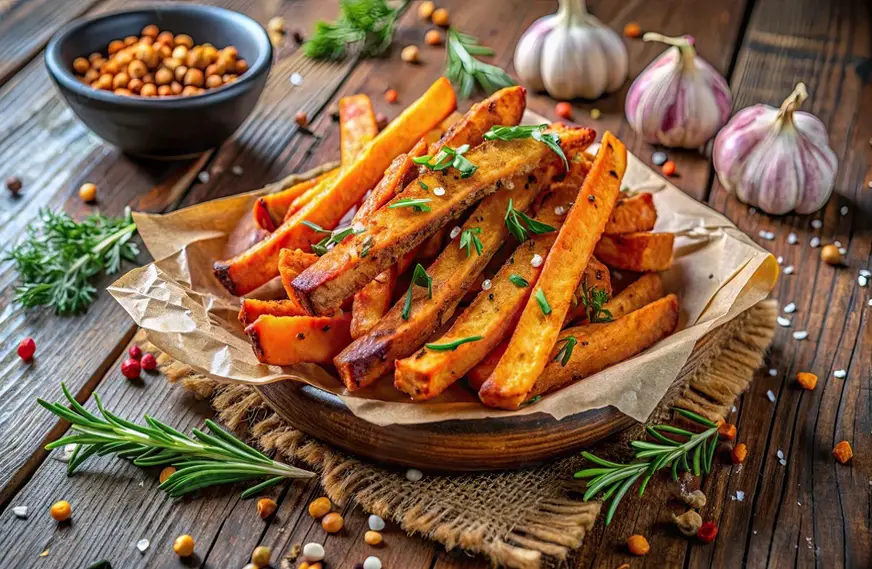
top-left (625, 33), bottom-right (732, 149)
top-left (513, 0), bottom-right (627, 100)
top-left (713, 83), bottom-right (838, 215)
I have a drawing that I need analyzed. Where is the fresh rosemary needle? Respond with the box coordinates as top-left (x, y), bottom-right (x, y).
top-left (444, 28), bottom-right (515, 99)
top-left (39, 384), bottom-right (313, 498)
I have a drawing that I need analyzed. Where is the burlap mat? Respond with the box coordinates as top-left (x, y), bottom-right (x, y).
top-left (149, 299), bottom-right (778, 569)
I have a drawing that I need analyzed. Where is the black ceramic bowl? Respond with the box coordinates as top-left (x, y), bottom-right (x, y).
top-left (45, 4), bottom-right (272, 158)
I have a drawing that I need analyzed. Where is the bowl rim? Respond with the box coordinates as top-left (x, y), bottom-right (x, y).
top-left (45, 3), bottom-right (273, 109)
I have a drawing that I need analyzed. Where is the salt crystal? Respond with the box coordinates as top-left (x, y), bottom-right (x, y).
top-left (554, 205), bottom-right (566, 216)
top-left (859, 269), bottom-right (871, 278)
top-left (769, 368), bottom-right (777, 377)
top-left (839, 247), bottom-right (847, 255)
top-left (777, 316), bottom-right (791, 327)
top-left (868, 299), bottom-right (872, 307)
top-left (811, 219), bottom-right (822, 229)
top-left (197, 171), bottom-right (210, 184)
top-left (652, 151), bottom-right (668, 166)
top-left (363, 556), bottom-right (383, 569)
top-left (303, 543), bottom-right (325, 561)
top-left (787, 233), bottom-right (798, 244)
top-left (735, 490), bottom-right (745, 502)
top-left (53, 443), bottom-right (77, 463)
top-left (834, 240), bottom-right (842, 247)
top-left (136, 539), bottom-right (149, 553)
top-left (759, 230), bottom-right (775, 240)
top-left (290, 72), bottom-right (303, 85)
top-left (777, 256), bottom-right (783, 265)
top-left (749, 207), bottom-right (756, 215)
top-left (784, 302), bottom-right (796, 313)
top-left (793, 330), bottom-right (808, 340)
top-left (12, 506), bottom-right (27, 519)
top-left (834, 370), bottom-right (847, 379)
top-left (783, 266), bottom-right (794, 275)
top-left (810, 237), bottom-right (821, 248)
top-left (449, 226), bottom-right (461, 240)
top-left (481, 279), bottom-right (492, 291)
top-left (530, 254), bottom-right (544, 268)
top-left (232, 165), bottom-right (244, 176)
top-left (731, 405), bottom-right (737, 413)
top-left (860, 276), bottom-right (868, 287)
top-left (433, 186), bottom-right (445, 196)
top-left (777, 449), bottom-right (785, 459)
top-left (368, 514), bottom-right (386, 531)
top-left (841, 206), bottom-right (849, 216)
top-left (406, 468), bottom-right (423, 482)
top-left (767, 390), bottom-right (776, 403)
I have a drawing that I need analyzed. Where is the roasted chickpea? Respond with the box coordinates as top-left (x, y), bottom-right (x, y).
top-left (205, 62), bottom-right (225, 77)
top-left (142, 72), bottom-right (155, 84)
top-left (158, 44), bottom-right (172, 59)
top-left (424, 29), bottom-right (443, 46)
top-left (161, 57), bottom-right (183, 72)
top-left (157, 84), bottom-right (172, 96)
top-left (321, 512), bottom-right (344, 533)
top-left (88, 52), bottom-right (103, 63)
top-left (174, 33), bottom-right (194, 48)
top-left (157, 31), bottom-right (175, 46)
top-left (73, 57), bottom-right (90, 74)
top-left (50, 501), bottom-right (72, 522)
top-left (140, 83), bottom-right (157, 97)
top-left (202, 45), bottom-right (218, 65)
top-left (251, 546), bottom-right (271, 567)
top-left (135, 44), bottom-right (160, 69)
top-left (183, 68), bottom-right (205, 87)
top-left (112, 72), bottom-right (130, 90)
top-left (181, 85), bottom-right (201, 96)
top-left (170, 81), bottom-right (183, 95)
top-left (108, 39), bottom-right (125, 55)
top-left (235, 59), bottom-right (248, 74)
top-left (172, 45), bottom-right (189, 60)
top-left (113, 88), bottom-right (132, 96)
top-left (173, 534), bottom-right (195, 557)
top-left (401, 45), bottom-right (419, 63)
top-left (84, 69), bottom-right (100, 83)
top-left (127, 78), bottom-right (143, 93)
top-left (141, 24), bottom-right (160, 38)
top-left (220, 46), bottom-right (238, 65)
top-left (155, 67), bottom-right (174, 86)
top-left (124, 35), bottom-right (139, 46)
top-left (205, 74), bottom-right (223, 89)
top-left (101, 59), bottom-right (119, 74)
top-left (185, 47), bottom-right (206, 69)
top-left (174, 65), bottom-right (189, 83)
top-left (432, 8), bottom-right (450, 26)
top-left (139, 35), bottom-right (155, 46)
top-left (364, 531), bottom-right (383, 545)
top-left (115, 50), bottom-right (134, 66)
top-left (128, 59), bottom-right (148, 79)
top-left (418, 1), bottom-right (435, 20)
top-left (308, 497), bottom-right (331, 519)
top-left (95, 74), bottom-right (113, 90)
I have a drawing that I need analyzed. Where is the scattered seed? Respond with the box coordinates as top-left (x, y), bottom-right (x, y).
top-left (433, 186), bottom-right (445, 196)
top-left (13, 506), bottom-right (28, 519)
top-left (624, 22), bottom-right (642, 38)
top-left (290, 72), bottom-right (303, 85)
top-left (810, 237), bottom-right (821, 248)
top-left (481, 279), bottom-right (492, 291)
top-left (811, 219), bottom-right (822, 229)
top-left (767, 390), bottom-right (776, 403)
top-left (530, 254), bottom-right (544, 268)
top-left (834, 240), bottom-right (842, 247)
top-left (232, 165), bottom-right (244, 176)
top-left (840, 205), bottom-right (849, 216)
top-left (368, 514), bottom-right (386, 531)
top-left (783, 265), bottom-right (794, 275)
top-left (779, 458), bottom-right (787, 466)
top-left (554, 101), bottom-right (572, 120)
top-left (793, 330), bottom-right (808, 340)
top-left (833, 370), bottom-right (847, 379)
top-left (768, 368), bottom-right (777, 377)
top-left (449, 226), bottom-right (461, 240)
top-left (197, 171), bottom-right (210, 183)
top-left (384, 89), bottom-right (398, 104)
top-left (6, 176), bottom-right (23, 195)
top-left (777, 316), bottom-right (791, 327)
top-left (662, 160), bottom-right (676, 176)
top-left (405, 468), bottom-right (423, 482)
top-left (777, 449), bottom-right (785, 460)
top-left (777, 256), bottom-right (783, 265)
top-left (136, 539), bottom-right (150, 553)
top-left (589, 108), bottom-right (601, 120)
top-left (651, 151), bottom-right (667, 166)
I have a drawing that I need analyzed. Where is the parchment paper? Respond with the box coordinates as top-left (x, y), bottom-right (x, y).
top-left (109, 132), bottom-right (778, 427)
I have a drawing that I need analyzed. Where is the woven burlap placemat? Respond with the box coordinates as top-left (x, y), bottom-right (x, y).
top-left (149, 299), bottom-right (777, 569)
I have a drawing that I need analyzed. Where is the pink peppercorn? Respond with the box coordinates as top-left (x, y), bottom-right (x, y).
top-left (121, 358), bottom-right (141, 379)
top-left (128, 345), bottom-right (142, 360)
top-left (18, 337), bottom-right (36, 361)
top-left (140, 353), bottom-right (157, 371)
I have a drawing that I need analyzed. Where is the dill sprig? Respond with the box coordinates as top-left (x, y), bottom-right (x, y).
top-left (574, 408), bottom-right (720, 525)
top-left (504, 199), bottom-right (556, 243)
top-left (304, 0), bottom-right (404, 60)
top-left (39, 384), bottom-right (313, 498)
top-left (580, 277), bottom-right (613, 323)
top-left (444, 28), bottom-right (515, 99)
top-left (3, 208), bottom-right (138, 315)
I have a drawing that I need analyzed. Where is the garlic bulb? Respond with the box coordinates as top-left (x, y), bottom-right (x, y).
top-left (625, 33), bottom-right (731, 149)
top-left (713, 83), bottom-right (838, 215)
top-left (513, 0), bottom-right (627, 100)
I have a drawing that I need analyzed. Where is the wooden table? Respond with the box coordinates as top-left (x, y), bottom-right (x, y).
top-left (0, 1), bottom-right (869, 567)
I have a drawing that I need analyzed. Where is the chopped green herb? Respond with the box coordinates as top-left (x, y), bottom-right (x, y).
top-left (414, 145), bottom-right (478, 178)
top-left (402, 263), bottom-right (432, 320)
top-left (580, 277), bottom-right (614, 323)
top-left (484, 124), bottom-right (569, 170)
top-left (418, 180), bottom-right (429, 191)
top-left (504, 199), bottom-right (556, 242)
top-left (554, 336), bottom-right (577, 366)
top-left (301, 220), bottom-right (331, 234)
top-left (444, 28), bottom-right (515, 99)
top-left (535, 288), bottom-right (551, 315)
top-left (425, 335), bottom-right (483, 351)
top-left (459, 227), bottom-right (483, 257)
top-left (508, 274), bottom-right (529, 288)
top-left (520, 395), bottom-right (542, 407)
top-left (360, 235), bottom-right (373, 258)
top-left (303, 0), bottom-right (401, 61)
top-left (388, 197), bottom-right (433, 212)
top-left (310, 224), bottom-right (366, 256)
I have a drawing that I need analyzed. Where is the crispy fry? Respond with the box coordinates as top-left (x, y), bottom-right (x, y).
top-left (334, 162), bottom-right (559, 391)
top-left (245, 313), bottom-right (352, 366)
top-left (466, 342), bottom-right (506, 391)
top-left (394, 182), bottom-right (581, 400)
top-left (479, 132), bottom-right (627, 409)
top-left (254, 170), bottom-right (338, 231)
top-left (350, 250), bottom-right (415, 339)
top-left (214, 78), bottom-right (458, 296)
top-left (292, 125), bottom-right (596, 316)
top-left (238, 299), bottom-right (307, 327)
top-left (605, 192), bottom-right (657, 234)
top-left (278, 249), bottom-right (319, 300)
top-left (563, 257), bottom-right (612, 325)
top-left (340, 94), bottom-right (379, 165)
top-left (594, 232), bottom-right (675, 272)
top-left (353, 140), bottom-right (428, 223)
top-left (529, 294), bottom-right (679, 397)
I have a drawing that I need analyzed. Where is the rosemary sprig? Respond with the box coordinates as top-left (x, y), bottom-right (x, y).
top-left (304, 221), bottom-right (365, 256)
top-left (38, 384), bottom-right (313, 498)
top-left (505, 199), bottom-right (556, 243)
top-left (444, 29), bottom-right (515, 99)
top-left (388, 197), bottom-right (433, 212)
top-left (402, 263), bottom-right (432, 320)
top-left (484, 125), bottom-right (569, 171)
top-left (413, 144), bottom-right (478, 178)
top-left (425, 335), bottom-right (483, 351)
top-left (574, 408), bottom-right (720, 525)
top-left (580, 277), bottom-right (613, 323)
top-left (459, 227), bottom-right (483, 257)
top-left (304, 0), bottom-right (404, 60)
top-left (535, 288), bottom-right (551, 315)
top-left (4, 208), bottom-right (138, 314)
top-left (554, 336), bottom-right (577, 366)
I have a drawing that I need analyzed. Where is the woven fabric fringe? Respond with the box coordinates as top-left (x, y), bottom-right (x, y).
top-left (153, 299), bottom-right (777, 569)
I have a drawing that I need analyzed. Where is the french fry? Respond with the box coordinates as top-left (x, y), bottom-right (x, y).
top-left (279, 249), bottom-right (319, 300)
top-left (467, 271), bottom-right (663, 389)
top-left (349, 250), bottom-right (415, 339)
top-left (393, 182), bottom-right (582, 400)
top-left (594, 232), bottom-right (675, 272)
top-left (605, 192), bottom-right (657, 234)
top-left (245, 313), bottom-right (352, 366)
top-left (214, 77), bottom-right (458, 296)
top-left (352, 140), bottom-right (428, 223)
top-left (254, 170), bottom-right (338, 231)
top-left (334, 161), bottom-right (561, 391)
top-left (563, 257), bottom-right (612, 325)
top-left (529, 294), bottom-right (679, 397)
top-left (238, 299), bottom-right (306, 327)
top-left (292, 125), bottom-right (596, 316)
top-left (340, 94), bottom-right (379, 165)
top-left (479, 132), bottom-right (627, 410)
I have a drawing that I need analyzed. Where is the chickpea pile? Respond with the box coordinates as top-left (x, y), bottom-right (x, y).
top-left (72, 24), bottom-right (248, 97)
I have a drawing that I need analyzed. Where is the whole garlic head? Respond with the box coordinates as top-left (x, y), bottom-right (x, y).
top-left (513, 0), bottom-right (627, 100)
top-left (625, 33), bottom-right (732, 149)
top-left (713, 83), bottom-right (838, 215)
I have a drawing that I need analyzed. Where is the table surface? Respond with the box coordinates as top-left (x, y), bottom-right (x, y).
top-left (0, 0), bottom-right (870, 567)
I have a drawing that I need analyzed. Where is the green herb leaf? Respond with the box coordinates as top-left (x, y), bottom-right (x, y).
top-left (459, 227), bottom-right (483, 257)
top-left (402, 263), bottom-right (432, 320)
top-left (418, 180), bottom-right (429, 191)
top-left (3, 209), bottom-right (139, 314)
top-left (444, 28), bottom-right (515, 99)
top-left (425, 335), bottom-right (483, 351)
top-left (414, 145), bottom-right (478, 178)
top-left (580, 277), bottom-right (614, 323)
top-left (310, 224), bottom-right (366, 256)
top-left (360, 235), bottom-right (373, 258)
top-left (508, 274), bottom-right (529, 288)
top-left (554, 336), bottom-right (577, 366)
top-left (301, 220), bottom-right (331, 234)
top-left (504, 199), bottom-right (556, 242)
top-left (388, 197), bottom-right (433, 212)
top-left (303, 0), bottom-right (402, 61)
top-left (484, 124), bottom-right (569, 171)
top-left (535, 288), bottom-right (551, 315)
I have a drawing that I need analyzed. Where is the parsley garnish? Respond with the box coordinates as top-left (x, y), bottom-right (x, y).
top-left (360, 235), bottom-right (373, 258)
top-left (402, 263), bottom-right (432, 320)
top-left (425, 336), bottom-right (483, 351)
top-left (535, 288), bottom-right (551, 315)
top-left (388, 197), bottom-right (433, 212)
top-left (459, 227), bottom-right (483, 257)
top-left (444, 29), bottom-right (515, 99)
top-left (554, 336), bottom-right (577, 367)
top-left (504, 199), bottom-right (556, 242)
top-left (418, 180), bottom-right (429, 191)
top-left (413, 144), bottom-right (478, 178)
top-left (508, 274), bottom-right (529, 288)
top-left (303, 0), bottom-right (401, 61)
top-left (580, 277), bottom-right (613, 323)
top-left (484, 124), bottom-right (569, 170)
top-left (309, 223), bottom-right (365, 256)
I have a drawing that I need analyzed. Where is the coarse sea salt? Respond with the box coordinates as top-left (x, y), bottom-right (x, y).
top-left (777, 449), bottom-right (785, 459)
top-left (530, 254), bottom-right (543, 268)
top-left (841, 205), bottom-right (849, 216)
top-left (406, 468), bottom-right (423, 482)
top-left (12, 506), bottom-right (27, 519)
top-left (787, 232), bottom-right (798, 244)
top-left (449, 226), bottom-right (461, 239)
top-left (767, 390), bottom-right (776, 403)
top-left (749, 207), bottom-right (756, 215)
top-left (834, 370), bottom-right (847, 379)
top-left (793, 330), bottom-right (808, 340)
top-left (810, 237), bottom-right (821, 248)
top-left (433, 186), bottom-right (445, 196)
top-left (554, 205), bottom-right (566, 216)
top-left (231, 165), bottom-right (244, 176)
top-left (368, 515), bottom-right (386, 531)
top-left (783, 266), bottom-right (794, 275)
top-left (136, 539), bottom-right (150, 553)
top-left (197, 171), bottom-right (210, 183)
top-left (290, 72), bottom-right (303, 85)
top-left (784, 302), bottom-right (796, 313)
top-left (735, 490), bottom-right (745, 502)
top-left (859, 269), bottom-right (871, 278)
top-left (777, 256), bottom-right (783, 265)
top-left (759, 230), bottom-right (775, 240)
top-left (481, 279), bottom-right (492, 291)
top-left (839, 247), bottom-right (848, 256)
top-left (777, 316), bottom-right (791, 327)
top-left (769, 368), bottom-right (777, 377)
top-left (811, 219), bottom-right (822, 229)
top-left (859, 275), bottom-right (868, 287)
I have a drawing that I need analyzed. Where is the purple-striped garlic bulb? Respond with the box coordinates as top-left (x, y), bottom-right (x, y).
top-left (713, 83), bottom-right (837, 215)
top-left (625, 33), bottom-right (732, 149)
